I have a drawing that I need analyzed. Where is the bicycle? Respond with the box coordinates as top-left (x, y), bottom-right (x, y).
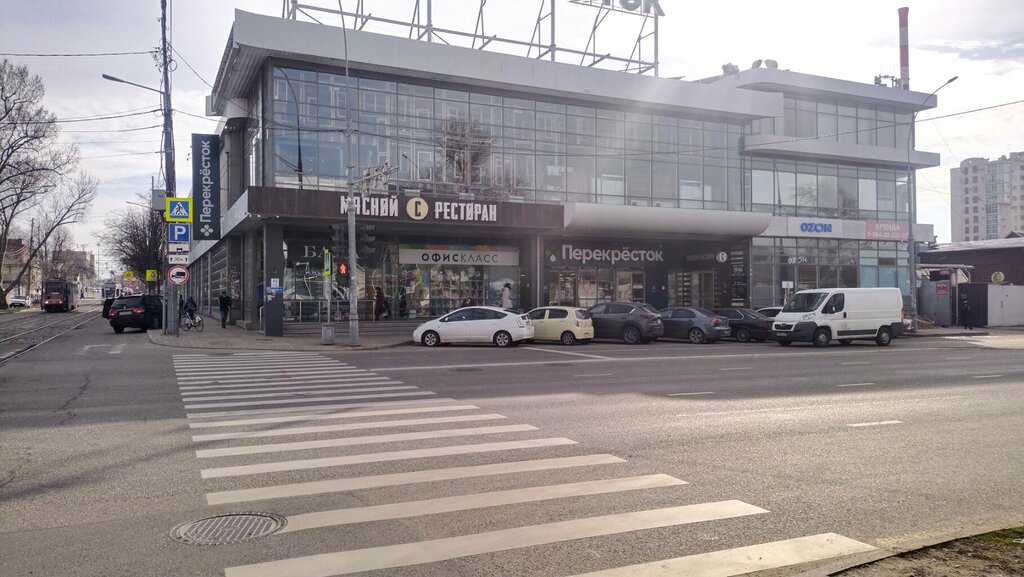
top-left (181, 313), bottom-right (204, 332)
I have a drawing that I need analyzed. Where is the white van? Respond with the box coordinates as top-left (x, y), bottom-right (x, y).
top-left (770, 288), bottom-right (906, 347)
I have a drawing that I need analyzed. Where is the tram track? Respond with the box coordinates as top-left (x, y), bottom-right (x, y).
top-left (0, 304), bottom-right (103, 364)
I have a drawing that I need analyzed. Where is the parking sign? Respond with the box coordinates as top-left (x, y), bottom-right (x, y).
top-left (168, 223), bottom-right (191, 243)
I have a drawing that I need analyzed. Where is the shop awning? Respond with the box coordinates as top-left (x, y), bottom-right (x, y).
top-left (563, 203), bottom-right (772, 237)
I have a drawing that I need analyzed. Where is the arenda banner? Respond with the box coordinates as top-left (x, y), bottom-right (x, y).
top-left (191, 133), bottom-right (221, 241)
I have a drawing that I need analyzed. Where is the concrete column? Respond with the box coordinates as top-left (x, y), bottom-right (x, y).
top-left (240, 229), bottom-right (258, 329)
top-left (228, 234), bottom-right (242, 325)
top-left (263, 221), bottom-right (284, 337)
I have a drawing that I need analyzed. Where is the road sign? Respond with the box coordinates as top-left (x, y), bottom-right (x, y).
top-left (168, 265), bottom-right (189, 285)
top-left (168, 255), bottom-right (188, 265)
top-left (165, 198), bottom-right (192, 223)
top-left (168, 223), bottom-right (191, 243)
top-left (145, 269), bottom-right (158, 282)
top-left (169, 243), bottom-right (190, 255)
top-left (123, 271), bottom-right (135, 280)
top-left (323, 248), bottom-right (332, 276)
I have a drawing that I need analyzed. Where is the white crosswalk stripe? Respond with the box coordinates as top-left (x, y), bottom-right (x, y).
top-left (172, 352), bottom-right (875, 577)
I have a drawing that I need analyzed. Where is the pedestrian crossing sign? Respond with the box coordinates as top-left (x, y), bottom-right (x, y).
top-left (145, 269), bottom-right (158, 281)
top-left (165, 197), bottom-right (192, 223)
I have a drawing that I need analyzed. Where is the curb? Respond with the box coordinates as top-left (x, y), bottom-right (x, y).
top-left (904, 331), bottom-right (989, 338)
top-left (145, 329), bottom-right (412, 352)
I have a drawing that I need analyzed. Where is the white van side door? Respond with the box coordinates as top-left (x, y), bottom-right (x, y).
top-left (822, 292), bottom-right (849, 336)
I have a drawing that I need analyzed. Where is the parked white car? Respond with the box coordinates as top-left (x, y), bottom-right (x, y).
top-left (413, 306), bottom-right (534, 347)
top-left (8, 295), bottom-right (31, 308)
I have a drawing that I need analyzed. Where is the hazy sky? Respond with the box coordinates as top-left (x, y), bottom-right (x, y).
top-left (3, 0), bottom-right (1023, 271)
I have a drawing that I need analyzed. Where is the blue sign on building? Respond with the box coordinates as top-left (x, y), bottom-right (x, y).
top-left (168, 223), bottom-right (192, 243)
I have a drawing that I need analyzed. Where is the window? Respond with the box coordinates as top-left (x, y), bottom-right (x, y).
top-left (824, 293), bottom-right (845, 313)
top-left (673, 309), bottom-right (696, 319)
top-left (608, 303), bottom-right (633, 314)
top-left (548, 308), bottom-right (569, 319)
top-left (528, 309), bottom-right (546, 320)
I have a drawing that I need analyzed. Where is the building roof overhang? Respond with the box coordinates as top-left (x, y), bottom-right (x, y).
top-left (563, 203), bottom-right (772, 237)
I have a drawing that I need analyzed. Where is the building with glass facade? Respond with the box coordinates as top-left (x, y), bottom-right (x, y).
top-left (188, 10), bottom-right (939, 335)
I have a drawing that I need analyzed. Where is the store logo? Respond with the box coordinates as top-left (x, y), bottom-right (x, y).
top-left (561, 244), bottom-right (664, 266)
top-left (799, 222), bottom-right (833, 233)
top-left (406, 197), bottom-right (428, 221)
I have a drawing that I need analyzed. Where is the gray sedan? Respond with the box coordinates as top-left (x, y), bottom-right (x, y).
top-left (659, 307), bottom-right (732, 344)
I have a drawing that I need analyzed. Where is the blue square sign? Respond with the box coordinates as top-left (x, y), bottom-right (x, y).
top-left (168, 223), bottom-right (191, 243)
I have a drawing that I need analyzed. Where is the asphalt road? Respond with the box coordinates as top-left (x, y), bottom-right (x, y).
top-left (1, 317), bottom-right (1021, 577)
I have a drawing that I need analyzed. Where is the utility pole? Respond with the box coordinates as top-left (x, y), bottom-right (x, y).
top-left (160, 0), bottom-right (178, 336)
top-left (28, 218), bottom-right (34, 299)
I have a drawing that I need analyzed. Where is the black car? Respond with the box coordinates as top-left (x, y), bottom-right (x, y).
top-left (756, 306), bottom-right (783, 318)
top-left (713, 308), bottom-right (773, 342)
top-left (108, 294), bottom-right (163, 333)
top-left (587, 302), bottom-right (664, 344)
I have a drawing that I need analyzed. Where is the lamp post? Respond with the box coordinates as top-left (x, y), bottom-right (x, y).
top-left (340, 13), bottom-right (360, 347)
top-left (907, 75), bottom-right (957, 333)
top-left (103, 69), bottom-right (177, 336)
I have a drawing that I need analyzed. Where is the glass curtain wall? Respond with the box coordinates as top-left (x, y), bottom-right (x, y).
top-left (266, 65), bottom-right (746, 208)
top-left (750, 237), bottom-right (908, 308)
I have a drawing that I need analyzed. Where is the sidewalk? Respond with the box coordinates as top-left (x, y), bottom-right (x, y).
top-left (147, 322), bottom-right (990, 351)
top-left (147, 323), bottom-right (413, 351)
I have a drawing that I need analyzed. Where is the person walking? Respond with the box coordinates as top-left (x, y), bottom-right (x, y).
top-left (373, 287), bottom-right (385, 321)
top-left (500, 282), bottom-right (513, 309)
top-left (218, 290), bottom-right (232, 329)
top-left (959, 293), bottom-right (973, 330)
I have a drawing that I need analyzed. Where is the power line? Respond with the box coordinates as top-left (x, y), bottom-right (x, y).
top-left (0, 50), bottom-right (156, 57)
top-left (1, 109), bottom-right (160, 126)
top-left (172, 108), bottom-right (219, 122)
top-left (60, 124), bottom-right (163, 134)
top-left (80, 151), bottom-right (160, 160)
top-left (170, 45), bottom-right (213, 88)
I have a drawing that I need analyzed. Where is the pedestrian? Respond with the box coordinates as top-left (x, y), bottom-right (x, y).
top-left (373, 287), bottom-right (385, 321)
top-left (461, 295), bottom-right (473, 308)
top-left (960, 294), bottom-right (973, 330)
top-left (218, 290), bottom-right (232, 329)
top-left (398, 290), bottom-right (408, 318)
top-left (500, 282), bottom-right (513, 309)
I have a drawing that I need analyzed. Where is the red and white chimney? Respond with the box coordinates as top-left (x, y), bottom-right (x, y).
top-left (898, 7), bottom-right (910, 90)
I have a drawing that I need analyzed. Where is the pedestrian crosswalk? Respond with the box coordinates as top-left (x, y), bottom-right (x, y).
top-left (174, 351), bottom-right (875, 577)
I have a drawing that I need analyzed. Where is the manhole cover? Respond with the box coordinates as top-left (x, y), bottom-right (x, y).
top-left (169, 512), bottom-right (286, 545)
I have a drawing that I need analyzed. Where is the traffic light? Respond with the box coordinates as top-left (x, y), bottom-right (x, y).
top-left (337, 262), bottom-right (349, 280)
top-left (356, 224), bottom-right (376, 258)
top-left (329, 223), bottom-right (348, 260)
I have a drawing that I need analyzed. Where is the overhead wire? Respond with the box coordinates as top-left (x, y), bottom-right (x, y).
top-left (0, 50), bottom-right (156, 57)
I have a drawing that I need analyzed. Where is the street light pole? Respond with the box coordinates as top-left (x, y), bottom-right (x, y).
top-left (100, 0), bottom-right (178, 336)
top-left (907, 75), bottom-right (957, 333)
top-left (341, 12), bottom-right (360, 347)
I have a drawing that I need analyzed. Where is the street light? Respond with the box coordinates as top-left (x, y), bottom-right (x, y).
top-left (907, 75), bottom-right (957, 333)
top-left (103, 69), bottom-right (177, 336)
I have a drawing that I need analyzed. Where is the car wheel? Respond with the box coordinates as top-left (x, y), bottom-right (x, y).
top-left (875, 327), bottom-right (892, 346)
top-left (778, 339), bottom-right (792, 346)
top-left (421, 331), bottom-right (440, 347)
top-left (839, 339), bottom-right (853, 345)
top-left (621, 326), bottom-right (642, 345)
top-left (494, 331), bottom-right (513, 348)
top-left (736, 328), bottom-right (751, 343)
top-left (688, 328), bottom-right (705, 344)
top-left (113, 326), bottom-right (125, 334)
top-left (812, 327), bottom-right (830, 347)
top-left (560, 331), bottom-right (577, 346)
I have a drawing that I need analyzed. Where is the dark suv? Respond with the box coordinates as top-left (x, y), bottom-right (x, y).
top-left (108, 294), bottom-right (163, 333)
top-left (587, 302), bottom-right (664, 344)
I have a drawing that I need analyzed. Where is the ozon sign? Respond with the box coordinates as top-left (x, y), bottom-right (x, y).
top-left (576, 0), bottom-right (665, 16)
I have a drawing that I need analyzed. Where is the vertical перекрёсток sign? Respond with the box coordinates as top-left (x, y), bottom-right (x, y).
top-left (192, 133), bottom-right (221, 241)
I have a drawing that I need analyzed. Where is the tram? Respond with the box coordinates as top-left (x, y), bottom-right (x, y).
top-left (42, 279), bottom-right (78, 312)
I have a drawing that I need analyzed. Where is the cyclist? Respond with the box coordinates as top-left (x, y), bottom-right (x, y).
top-left (184, 296), bottom-right (198, 324)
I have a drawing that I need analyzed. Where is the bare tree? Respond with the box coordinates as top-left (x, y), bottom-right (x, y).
top-left (0, 172), bottom-right (95, 307)
top-left (0, 59), bottom-right (81, 307)
top-left (100, 197), bottom-right (165, 291)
